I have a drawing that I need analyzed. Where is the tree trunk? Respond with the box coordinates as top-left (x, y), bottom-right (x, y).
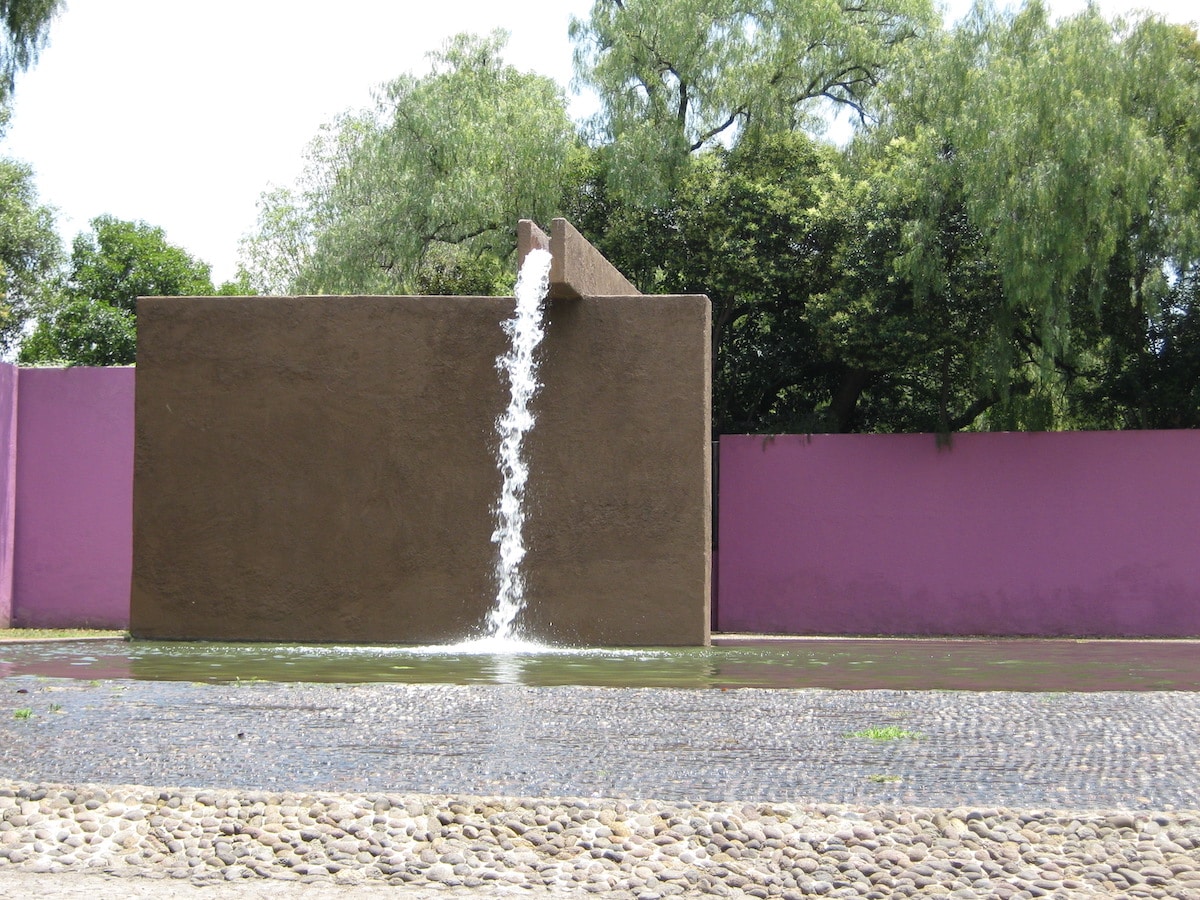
top-left (829, 369), bottom-right (871, 432)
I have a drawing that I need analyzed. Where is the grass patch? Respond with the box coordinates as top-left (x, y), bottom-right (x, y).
top-left (867, 773), bottom-right (903, 783)
top-left (0, 628), bottom-right (127, 642)
top-left (13, 708), bottom-right (32, 720)
top-left (847, 725), bottom-right (925, 741)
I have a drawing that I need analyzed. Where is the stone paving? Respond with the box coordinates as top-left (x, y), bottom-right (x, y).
top-left (2, 678), bottom-right (1199, 897)
top-left (3, 680), bottom-right (1198, 808)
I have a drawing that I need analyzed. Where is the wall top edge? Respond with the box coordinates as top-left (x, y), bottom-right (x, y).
top-left (719, 430), bottom-right (1200, 441)
top-left (135, 295), bottom-right (709, 304)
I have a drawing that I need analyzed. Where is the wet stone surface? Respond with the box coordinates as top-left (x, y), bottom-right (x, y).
top-left (2, 680), bottom-right (1199, 808)
top-left (2, 679), bottom-right (1200, 896)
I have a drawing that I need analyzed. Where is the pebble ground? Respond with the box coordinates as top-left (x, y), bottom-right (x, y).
top-left (2, 678), bottom-right (1200, 897)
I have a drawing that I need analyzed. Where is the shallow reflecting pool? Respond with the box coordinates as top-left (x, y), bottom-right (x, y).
top-left (2, 637), bottom-right (1199, 691)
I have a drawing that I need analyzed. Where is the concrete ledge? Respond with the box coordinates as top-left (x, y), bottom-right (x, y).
top-left (518, 218), bottom-right (640, 300)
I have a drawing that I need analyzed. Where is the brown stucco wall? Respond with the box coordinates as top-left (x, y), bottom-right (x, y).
top-left (131, 292), bottom-right (710, 646)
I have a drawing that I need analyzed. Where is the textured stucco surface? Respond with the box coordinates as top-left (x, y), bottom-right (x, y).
top-left (12, 367), bottom-right (134, 629)
top-left (0, 364), bottom-right (15, 626)
top-left (132, 294), bottom-right (710, 646)
top-left (718, 431), bottom-right (1200, 637)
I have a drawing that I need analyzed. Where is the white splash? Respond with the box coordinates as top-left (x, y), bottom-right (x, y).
top-left (486, 248), bottom-right (552, 641)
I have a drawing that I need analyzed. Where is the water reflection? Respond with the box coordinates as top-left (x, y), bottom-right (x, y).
top-left (1, 637), bottom-right (1198, 691)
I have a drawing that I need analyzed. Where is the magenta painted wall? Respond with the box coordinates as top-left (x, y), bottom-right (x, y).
top-left (718, 432), bottom-right (1200, 637)
top-left (12, 367), bottom-right (134, 629)
top-left (0, 363), bottom-right (17, 627)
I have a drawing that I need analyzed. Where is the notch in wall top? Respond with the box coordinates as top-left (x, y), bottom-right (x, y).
top-left (517, 218), bottom-right (641, 300)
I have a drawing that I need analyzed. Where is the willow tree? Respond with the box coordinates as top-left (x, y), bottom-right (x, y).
top-left (240, 32), bottom-right (579, 295)
top-left (848, 1), bottom-right (1200, 429)
top-left (1, 0), bottom-right (62, 106)
top-left (570, 0), bottom-right (936, 199)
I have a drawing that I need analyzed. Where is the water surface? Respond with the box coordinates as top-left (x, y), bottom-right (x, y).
top-left (2, 637), bottom-right (1198, 691)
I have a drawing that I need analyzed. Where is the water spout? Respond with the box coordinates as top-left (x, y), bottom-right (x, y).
top-left (486, 248), bottom-right (552, 641)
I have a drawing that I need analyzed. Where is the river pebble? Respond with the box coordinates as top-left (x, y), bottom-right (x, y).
top-left (0, 783), bottom-right (1197, 896)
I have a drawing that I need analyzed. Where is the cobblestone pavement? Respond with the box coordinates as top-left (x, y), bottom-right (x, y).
top-left (3, 679), bottom-right (1199, 808)
top-left (2, 678), bottom-right (1200, 897)
top-left (1, 872), bottom-right (531, 898)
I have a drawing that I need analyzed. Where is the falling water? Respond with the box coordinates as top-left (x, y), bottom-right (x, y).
top-left (485, 248), bottom-right (552, 641)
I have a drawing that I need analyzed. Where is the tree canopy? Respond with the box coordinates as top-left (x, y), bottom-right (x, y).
top-left (570, 0), bottom-right (935, 199)
top-left (0, 155), bottom-right (60, 351)
top-left (848, 2), bottom-right (1200, 429)
top-left (66, 214), bottom-right (215, 312)
top-left (19, 215), bottom-right (229, 366)
top-left (240, 31), bottom-right (578, 295)
top-left (0, 0), bottom-right (62, 107)
top-left (235, 2), bottom-right (1200, 432)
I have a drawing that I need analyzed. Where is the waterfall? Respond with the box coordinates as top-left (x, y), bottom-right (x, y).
top-left (485, 248), bottom-right (552, 641)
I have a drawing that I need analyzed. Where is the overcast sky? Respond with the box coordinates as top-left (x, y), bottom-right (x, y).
top-left (2, 0), bottom-right (1195, 284)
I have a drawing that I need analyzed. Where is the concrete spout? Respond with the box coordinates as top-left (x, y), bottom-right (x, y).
top-left (518, 218), bottom-right (640, 300)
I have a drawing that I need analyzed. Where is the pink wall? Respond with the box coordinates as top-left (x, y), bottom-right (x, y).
top-left (718, 432), bottom-right (1200, 637)
top-left (0, 363), bottom-right (17, 626)
top-left (12, 367), bottom-right (134, 629)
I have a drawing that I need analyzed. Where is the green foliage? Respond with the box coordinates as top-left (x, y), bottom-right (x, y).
top-left (18, 298), bottom-right (136, 366)
top-left (20, 215), bottom-right (217, 366)
top-left (866, 2), bottom-right (1200, 429)
top-left (238, 186), bottom-right (310, 294)
top-left (571, 0), bottom-right (935, 200)
top-left (241, 31), bottom-right (578, 295)
top-left (0, 0), bottom-right (63, 107)
top-left (0, 156), bottom-right (61, 351)
top-left (227, 2), bottom-right (1200, 433)
top-left (1070, 271), bottom-right (1200, 429)
top-left (569, 133), bottom-right (847, 433)
top-left (847, 725), bottom-right (924, 741)
top-left (413, 244), bottom-right (512, 296)
top-left (668, 135), bottom-right (842, 434)
top-left (213, 269), bottom-right (255, 296)
top-left (805, 135), bottom-right (1023, 432)
top-left (572, 0), bottom-right (1200, 435)
top-left (66, 215), bottom-right (213, 312)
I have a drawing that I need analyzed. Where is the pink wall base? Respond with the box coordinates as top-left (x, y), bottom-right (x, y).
top-left (718, 432), bottom-right (1200, 637)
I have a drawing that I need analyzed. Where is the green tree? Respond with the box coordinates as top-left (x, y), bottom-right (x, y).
top-left (883, 7), bottom-right (1198, 360)
top-left (17, 298), bottom-right (135, 366)
top-left (570, 0), bottom-right (935, 199)
top-left (238, 185), bottom-right (310, 294)
top-left (1, 0), bottom-right (62, 107)
top-left (827, 1), bottom-right (1200, 431)
top-left (566, 133), bottom-right (847, 434)
top-left (20, 215), bottom-right (217, 365)
top-left (804, 137), bottom-right (1020, 432)
top-left (65, 214), bottom-right (214, 312)
top-left (0, 156), bottom-right (61, 351)
top-left (570, 3), bottom-right (1200, 435)
top-left (241, 31), bottom-right (578, 295)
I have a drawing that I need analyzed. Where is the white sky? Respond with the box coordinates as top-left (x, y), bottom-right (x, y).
top-left (1, 0), bottom-right (1196, 284)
